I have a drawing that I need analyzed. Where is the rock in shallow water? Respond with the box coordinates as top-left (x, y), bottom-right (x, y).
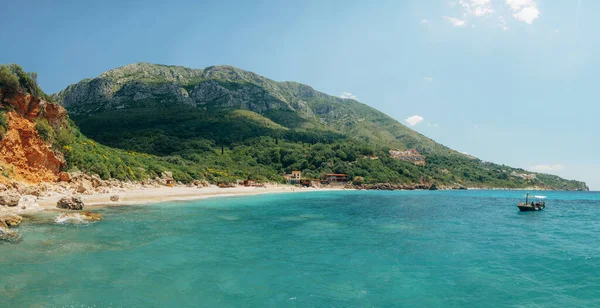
top-left (56, 197), bottom-right (84, 210)
top-left (0, 221), bottom-right (22, 243)
top-left (0, 214), bottom-right (23, 227)
top-left (18, 195), bottom-right (39, 209)
top-left (56, 211), bottom-right (103, 224)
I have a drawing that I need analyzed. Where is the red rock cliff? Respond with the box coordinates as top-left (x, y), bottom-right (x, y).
top-left (0, 92), bottom-right (67, 183)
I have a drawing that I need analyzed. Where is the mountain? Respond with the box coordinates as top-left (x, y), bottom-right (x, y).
top-left (55, 62), bottom-right (447, 153)
top-left (51, 63), bottom-right (588, 190)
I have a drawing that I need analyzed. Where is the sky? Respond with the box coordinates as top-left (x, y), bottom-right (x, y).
top-left (1, 0), bottom-right (598, 190)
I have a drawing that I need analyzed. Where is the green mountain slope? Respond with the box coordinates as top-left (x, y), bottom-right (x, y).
top-left (52, 63), bottom-right (588, 190)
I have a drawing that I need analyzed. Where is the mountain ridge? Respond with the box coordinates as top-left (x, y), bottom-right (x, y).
top-left (54, 62), bottom-right (451, 153)
top-left (48, 62), bottom-right (588, 190)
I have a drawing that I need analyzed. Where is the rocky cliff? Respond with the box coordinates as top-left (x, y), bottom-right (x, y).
top-left (0, 92), bottom-right (67, 183)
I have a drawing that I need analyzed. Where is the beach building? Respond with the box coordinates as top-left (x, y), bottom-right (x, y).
top-left (325, 174), bottom-right (349, 184)
top-left (284, 170), bottom-right (302, 184)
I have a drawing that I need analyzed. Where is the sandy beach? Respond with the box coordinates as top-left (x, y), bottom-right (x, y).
top-left (33, 184), bottom-right (342, 212)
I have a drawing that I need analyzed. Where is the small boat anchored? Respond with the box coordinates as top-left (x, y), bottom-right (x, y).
top-left (517, 193), bottom-right (546, 211)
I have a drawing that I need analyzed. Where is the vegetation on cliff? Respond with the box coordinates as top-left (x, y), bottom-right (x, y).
top-left (0, 64), bottom-right (51, 101)
top-left (0, 110), bottom-right (7, 138)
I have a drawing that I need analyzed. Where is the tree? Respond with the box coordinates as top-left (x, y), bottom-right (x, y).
top-left (0, 65), bottom-right (20, 98)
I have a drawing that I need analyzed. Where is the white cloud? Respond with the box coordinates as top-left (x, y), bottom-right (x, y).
top-left (444, 16), bottom-right (467, 27)
top-left (405, 115), bottom-right (424, 126)
top-left (498, 16), bottom-right (509, 30)
top-left (506, 0), bottom-right (540, 24)
top-left (530, 164), bottom-right (565, 172)
top-left (340, 92), bottom-right (357, 100)
top-left (420, 19), bottom-right (429, 24)
top-left (506, 0), bottom-right (534, 10)
top-left (459, 0), bottom-right (494, 17)
top-left (424, 77), bottom-right (433, 82)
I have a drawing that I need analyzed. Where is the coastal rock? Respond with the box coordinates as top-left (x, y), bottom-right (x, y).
top-left (0, 191), bottom-right (21, 207)
top-left (18, 195), bottom-right (39, 209)
top-left (98, 187), bottom-right (111, 194)
top-left (110, 195), bottom-right (120, 202)
top-left (161, 171), bottom-right (173, 179)
top-left (0, 214), bottom-right (23, 227)
top-left (429, 184), bottom-right (438, 191)
top-left (19, 185), bottom-right (43, 197)
top-left (0, 184), bottom-right (7, 192)
top-left (90, 174), bottom-right (103, 188)
top-left (76, 179), bottom-right (93, 194)
top-left (160, 171), bottom-right (174, 186)
top-left (351, 183), bottom-right (433, 191)
top-left (56, 196), bottom-right (84, 210)
top-left (58, 171), bottom-right (71, 182)
top-left (56, 211), bottom-right (103, 224)
top-left (0, 222), bottom-right (21, 242)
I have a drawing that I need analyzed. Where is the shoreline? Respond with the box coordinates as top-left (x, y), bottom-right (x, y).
top-left (34, 185), bottom-right (346, 212)
top-left (1, 182), bottom-right (586, 217)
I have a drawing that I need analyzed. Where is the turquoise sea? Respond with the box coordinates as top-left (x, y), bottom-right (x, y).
top-left (1, 190), bottom-right (600, 307)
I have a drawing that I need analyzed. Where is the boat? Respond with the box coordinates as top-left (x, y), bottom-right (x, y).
top-left (517, 193), bottom-right (546, 211)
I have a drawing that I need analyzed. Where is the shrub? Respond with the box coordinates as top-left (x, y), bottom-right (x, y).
top-left (0, 64), bottom-right (52, 101)
top-left (35, 119), bottom-right (54, 142)
top-left (0, 110), bottom-right (7, 139)
top-left (0, 66), bottom-right (20, 98)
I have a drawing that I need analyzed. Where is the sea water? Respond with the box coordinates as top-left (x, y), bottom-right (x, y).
top-left (1, 190), bottom-right (599, 307)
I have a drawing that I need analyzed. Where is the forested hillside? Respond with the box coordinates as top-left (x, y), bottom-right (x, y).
top-left (46, 63), bottom-right (588, 190)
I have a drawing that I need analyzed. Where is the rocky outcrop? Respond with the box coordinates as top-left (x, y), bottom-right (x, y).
top-left (3, 92), bottom-right (42, 121)
top-left (56, 196), bottom-right (84, 210)
top-left (351, 183), bottom-right (431, 190)
top-left (0, 221), bottom-right (21, 242)
top-left (110, 195), bottom-right (120, 202)
top-left (18, 195), bottom-right (39, 209)
top-left (0, 191), bottom-right (21, 206)
top-left (42, 100), bottom-right (68, 127)
top-left (58, 172), bottom-right (71, 182)
top-left (63, 172), bottom-right (118, 194)
top-left (0, 91), bottom-right (68, 184)
top-left (389, 149), bottom-right (426, 166)
top-left (0, 214), bottom-right (22, 242)
top-left (0, 112), bottom-right (66, 183)
top-left (0, 214), bottom-right (23, 227)
top-left (56, 211), bottom-right (102, 224)
top-left (19, 185), bottom-right (43, 197)
top-left (54, 63), bottom-right (294, 116)
top-left (76, 180), bottom-right (93, 194)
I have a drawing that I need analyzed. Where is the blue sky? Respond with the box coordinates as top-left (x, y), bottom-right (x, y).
top-left (1, 0), bottom-right (598, 189)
